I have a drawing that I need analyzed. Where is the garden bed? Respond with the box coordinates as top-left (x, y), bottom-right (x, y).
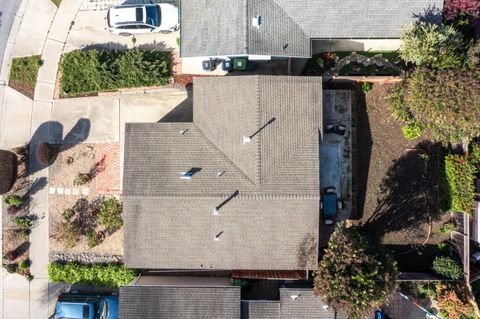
top-left (302, 51), bottom-right (403, 77)
top-left (48, 143), bottom-right (123, 261)
top-left (9, 56), bottom-right (42, 99)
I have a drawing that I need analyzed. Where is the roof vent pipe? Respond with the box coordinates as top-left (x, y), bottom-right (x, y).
top-left (252, 16), bottom-right (261, 29)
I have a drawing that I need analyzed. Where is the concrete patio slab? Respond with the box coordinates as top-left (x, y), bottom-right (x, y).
top-left (63, 10), bottom-right (178, 53)
top-left (29, 279), bottom-right (49, 319)
top-left (36, 39), bottom-right (64, 84)
top-left (182, 57), bottom-right (228, 75)
top-left (13, 0), bottom-right (57, 57)
top-left (1, 87), bottom-right (33, 149)
top-left (2, 273), bottom-right (30, 319)
top-left (52, 98), bottom-right (120, 142)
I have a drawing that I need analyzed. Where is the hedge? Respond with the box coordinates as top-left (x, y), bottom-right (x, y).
top-left (60, 49), bottom-right (171, 95)
top-left (48, 262), bottom-right (138, 288)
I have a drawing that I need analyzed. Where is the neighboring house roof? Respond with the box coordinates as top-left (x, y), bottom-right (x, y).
top-left (180, 0), bottom-right (444, 57)
top-left (119, 285), bottom-right (241, 319)
top-left (241, 289), bottom-right (346, 319)
top-left (123, 76), bottom-right (322, 270)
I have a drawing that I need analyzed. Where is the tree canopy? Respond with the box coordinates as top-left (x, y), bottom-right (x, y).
top-left (388, 68), bottom-right (480, 144)
top-left (314, 223), bottom-right (397, 318)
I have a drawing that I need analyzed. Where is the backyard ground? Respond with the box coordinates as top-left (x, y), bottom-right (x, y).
top-left (329, 82), bottom-right (452, 272)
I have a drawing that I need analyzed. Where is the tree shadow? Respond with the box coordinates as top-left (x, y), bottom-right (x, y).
top-left (15, 241), bottom-right (30, 258)
top-left (80, 42), bottom-right (128, 52)
top-left (365, 141), bottom-right (442, 237)
top-left (158, 84), bottom-right (193, 122)
top-left (29, 118), bottom-right (90, 174)
top-left (413, 5), bottom-right (443, 24)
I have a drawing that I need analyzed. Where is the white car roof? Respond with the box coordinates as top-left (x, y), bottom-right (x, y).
top-left (108, 5), bottom-right (145, 26)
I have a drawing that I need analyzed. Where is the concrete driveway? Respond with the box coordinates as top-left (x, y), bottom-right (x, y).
top-left (64, 10), bottom-right (179, 53)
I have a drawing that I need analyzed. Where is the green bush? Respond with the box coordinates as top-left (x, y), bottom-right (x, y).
top-left (15, 216), bottom-right (31, 229)
top-left (388, 68), bottom-right (480, 144)
top-left (98, 197), bottom-right (123, 233)
top-left (60, 49), bottom-right (171, 95)
top-left (18, 260), bottom-right (30, 271)
top-left (440, 222), bottom-right (456, 233)
top-left (432, 256), bottom-right (463, 280)
top-left (5, 195), bottom-right (23, 208)
top-left (361, 82), bottom-right (372, 93)
top-left (62, 208), bottom-right (76, 221)
top-left (86, 230), bottom-right (103, 248)
top-left (9, 56), bottom-right (42, 87)
top-left (6, 264), bottom-right (16, 274)
top-left (48, 262), bottom-right (138, 288)
top-left (401, 121), bottom-right (423, 140)
top-left (400, 22), bottom-right (467, 69)
top-left (442, 153), bottom-right (477, 213)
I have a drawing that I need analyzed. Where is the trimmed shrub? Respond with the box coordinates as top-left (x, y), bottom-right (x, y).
top-left (6, 264), bottom-right (16, 274)
top-left (400, 22), bottom-right (467, 69)
top-left (401, 122), bottom-right (423, 140)
top-left (432, 256), bottom-right (463, 280)
top-left (442, 153), bottom-right (477, 213)
top-left (60, 49), bottom-right (171, 95)
top-left (18, 260), bottom-right (30, 271)
top-left (73, 173), bottom-right (92, 186)
top-left (0, 150), bottom-right (17, 195)
top-left (15, 216), bottom-right (32, 229)
top-left (48, 262), bottom-right (138, 288)
top-left (36, 142), bottom-right (57, 165)
top-left (5, 195), bottom-right (23, 208)
top-left (61, 208), bottom-right (76, 221)
top-left (361, 82), bottom-right (372, 93)
top-left (98, 197), bottom-right (123, 233)
top-left (53, 223), bottom-right (79, 248)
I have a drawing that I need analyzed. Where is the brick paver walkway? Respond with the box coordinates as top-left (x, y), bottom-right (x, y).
top-left (95, 142), bottom-right (121, 195)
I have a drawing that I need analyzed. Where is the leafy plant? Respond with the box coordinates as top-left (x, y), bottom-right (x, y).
top-left (18, 259), bottom-right (30, 271)
top-left (432, 256), bottom-right (463, 280)
top-left (60, 49), bottom-right (171, 95)
top-left (400, 22), bottom-right (467, 69)
top-left (440, 222), bottom-right (456, 233)
top-left (62, 208), bottom-right (76, 221)
top-left (15, 216), bottom-right (32, 229)
top-left (437, 242), bottom-right (448, 252)
top-left (98, 197), bottom-right (123, 233)
top-left (5, 195), bottom-right (23, 208)
top-left (86, 230), bottom-right (103, 248)
top-left (417, 282), bottom-right (440, 299)
top-left (20, 229), bottom-right (30, 238)
top-left (401, 121), bottom-right (423, 140)
top-left (314, 223), bottom-right (397, 318)
top-left (361, 82), bottom-right (372, 93)
top-left (73, 173), bottom-right (92, 186)
top-left (444, 0), bottom-right (480, 21)
top-left (48, 262), bottom-right (138, 288)
top-left (437, 285), bottom-right (477, 319)
top-left (6, 264), bottom-right (16, 274)
top-left (26, 273), bottom-right (34, 282)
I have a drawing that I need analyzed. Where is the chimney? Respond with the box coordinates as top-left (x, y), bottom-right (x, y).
top-left (252, 16), bottom-right (261, 29)
top-left (243, 135), bottom-right (252, 144)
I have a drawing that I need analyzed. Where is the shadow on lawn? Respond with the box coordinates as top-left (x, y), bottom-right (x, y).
top-left (365, 141), bottom-right (442, 236)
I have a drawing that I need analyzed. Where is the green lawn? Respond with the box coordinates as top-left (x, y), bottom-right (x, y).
top-left (60, 49), bottom-right (171, 96)
top-left (9, 55), bottom-right (42, 98)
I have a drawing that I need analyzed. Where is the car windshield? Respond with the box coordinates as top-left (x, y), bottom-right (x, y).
top-left (96, 300), bottom-right (108, 319)
top-left (145, 5), bottom-right (161, 27)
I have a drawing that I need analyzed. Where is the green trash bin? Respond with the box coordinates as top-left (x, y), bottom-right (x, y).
top-left (232, 58), bottom-right (248, 71)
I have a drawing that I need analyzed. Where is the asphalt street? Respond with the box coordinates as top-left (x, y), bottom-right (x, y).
top-left (0, 0), bottom-right (21, 73)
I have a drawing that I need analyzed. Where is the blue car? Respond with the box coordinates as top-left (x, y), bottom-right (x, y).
top-left (54, 293), bottom-right (118, 319)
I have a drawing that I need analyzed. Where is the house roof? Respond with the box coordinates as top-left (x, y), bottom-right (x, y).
top-left (180, 0), bottom-right (444, 58)
top-left (123, 76), bottom-right (322, 270)
top-left (119, 285), bottom-right (241, 319)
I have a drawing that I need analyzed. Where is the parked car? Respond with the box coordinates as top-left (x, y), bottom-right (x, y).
top-left (54, 293), bottom-right (118, 319)
top-left (107, 3), bottom-right (179, 35)
top-left (321, 187), bottom-right (343, 225)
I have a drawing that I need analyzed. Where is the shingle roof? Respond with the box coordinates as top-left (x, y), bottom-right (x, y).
top-left (180, 0), bottom-right (444, 58)
top-left (119, 285), bottom-right (240, 319)
top-left (123, 76), bottom-right (322, 270)
top-left (242, 301), bottom-right (281, 319)
top-left (279, 289), bottom-right (347, 319)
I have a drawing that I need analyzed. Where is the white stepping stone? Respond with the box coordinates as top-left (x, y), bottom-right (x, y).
top-left (81, 188), bottom-right (90, 196)
top-left (56, 187), bottom-right (64, 195)
top-left (49, 187), bottom-right (56, 194)
top-left (72, 188), bottom-right (79, 195)
top-left (64, 188), bottom-right (71, 195)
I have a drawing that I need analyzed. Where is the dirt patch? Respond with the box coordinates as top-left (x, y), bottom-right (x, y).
top-left (9, 80), bottom-right (35, 99)
top-left (48, 143), bottom-right (123, 260)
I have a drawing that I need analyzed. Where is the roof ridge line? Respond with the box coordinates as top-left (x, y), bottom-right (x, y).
top-left (255, 75), bottom-right (262, 185)
top-left (125, 193), bottom-right (321, 200)
top-left (192, 123), bottom-right (257, 186)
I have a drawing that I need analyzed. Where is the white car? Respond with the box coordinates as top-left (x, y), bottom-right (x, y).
top-left (107, 3), bottom-right (179, 35)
